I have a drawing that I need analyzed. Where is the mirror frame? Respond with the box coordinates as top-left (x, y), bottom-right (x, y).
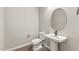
top-left (50, 8), bottom-right (67, 36)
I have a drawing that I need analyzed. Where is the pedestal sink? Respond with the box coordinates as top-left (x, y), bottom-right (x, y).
top-left (44, 34), bottom-right (67, 51)
top-left (45, 34), bottom-right (67, 43)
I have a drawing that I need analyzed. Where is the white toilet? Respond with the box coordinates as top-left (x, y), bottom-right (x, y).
top-left (32, 38), bottom-right (43, 51)
top-left (32, 32), bottom-right (45, 51)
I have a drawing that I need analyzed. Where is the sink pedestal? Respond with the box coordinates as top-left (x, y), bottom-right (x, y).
top-left (45, 34), bottom-right (67, 51)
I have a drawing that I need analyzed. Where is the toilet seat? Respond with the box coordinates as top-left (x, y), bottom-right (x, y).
top-left (32, 38), bottom-right (42, 44)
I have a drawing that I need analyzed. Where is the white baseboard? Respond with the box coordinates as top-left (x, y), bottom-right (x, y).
top-left (6, 42), bottom-right (32, 51)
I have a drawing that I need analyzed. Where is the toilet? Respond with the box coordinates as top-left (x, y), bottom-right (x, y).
top-left (32, 32), bottom-right (45, 51)
top-left (32, 38), bottom-right (43, 51)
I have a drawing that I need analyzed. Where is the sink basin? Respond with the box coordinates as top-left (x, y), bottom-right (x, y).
top-left (45, 34), bottom-right (67, 43)
top-left (39, 32), bottom-right (67, 51)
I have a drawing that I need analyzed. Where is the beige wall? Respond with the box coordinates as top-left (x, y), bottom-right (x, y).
top-left (60, 7), bottom-right (79, 51)
top-left (0, 8), bottom-right (4, 50)
top-left (39, 7), bottom-right (79, 51)
top-left (4, 7), bottom-right (39, 50)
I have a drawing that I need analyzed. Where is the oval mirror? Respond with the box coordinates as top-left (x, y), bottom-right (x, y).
top-left (51, 8), bottom-right (67, 32)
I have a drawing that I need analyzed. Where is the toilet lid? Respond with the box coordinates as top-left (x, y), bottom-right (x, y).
top-left (32, 39), bottom-right (42, 44)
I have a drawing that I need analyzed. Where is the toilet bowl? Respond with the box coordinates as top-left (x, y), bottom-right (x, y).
top-left (32, 38), bottom-right (43, 51)
top-left (32, 32), bottom-right (46, 51)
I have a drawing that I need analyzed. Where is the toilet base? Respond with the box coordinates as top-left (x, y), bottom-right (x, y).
top-left (33, 44), bottom-right (42, 51)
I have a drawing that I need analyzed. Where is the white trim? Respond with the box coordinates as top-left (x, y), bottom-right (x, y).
top-left (5, 42), bottom-right (32, 51)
